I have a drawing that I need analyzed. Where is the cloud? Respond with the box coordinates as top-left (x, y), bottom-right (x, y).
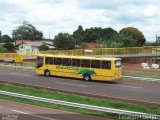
top-left (0, 0), bottom-right (160, 42)
top-left (78, 0), bottom-right (160, 10)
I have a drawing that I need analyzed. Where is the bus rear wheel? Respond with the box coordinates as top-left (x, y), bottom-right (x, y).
top-left (83, 74), bottom-right (91, 81)
top-left (44, 70), bottom-right (50, 77)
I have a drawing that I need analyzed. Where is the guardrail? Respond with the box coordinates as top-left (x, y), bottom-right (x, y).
top-left (0, 90), bottom-right (159, 119)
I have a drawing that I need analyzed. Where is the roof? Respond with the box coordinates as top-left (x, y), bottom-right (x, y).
top-left (15, 40), bottom-right (54, 48)
top-left (37, 54), bottom-right (121, 60)
top-left (15, 40), bottom-right (32, 44)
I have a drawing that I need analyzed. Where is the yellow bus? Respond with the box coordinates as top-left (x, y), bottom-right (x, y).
top-left (35, 54), bottom-right (122, 81)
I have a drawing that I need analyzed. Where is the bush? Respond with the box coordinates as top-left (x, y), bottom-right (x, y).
top-left (0, 45), bottom-right (6, 51)
top-left (3, 42), bottom-right (14, 50)
top-left (79, 43), bottom-right (88, 49)
top-left (39, 44), bottom-right (49, 51)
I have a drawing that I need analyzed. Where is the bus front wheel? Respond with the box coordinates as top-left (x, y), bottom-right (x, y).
top-left (83, 74), bottom-right (91, 81)
top-left (44, 70), bottom-right (50, 77)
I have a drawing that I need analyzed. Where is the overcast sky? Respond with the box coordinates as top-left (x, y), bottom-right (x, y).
top-left (0, 0), bottom-right (160, 42)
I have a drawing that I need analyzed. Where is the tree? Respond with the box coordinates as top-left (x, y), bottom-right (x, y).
top-left (108, 33), bottom-right (137, 48)
top-left (96, 33), bottom-right (137, 48)
top-left (12, 21), bottom-right (43, 40)
top-left (0, 31), bottom-right (4, 43)
top-left (119, 27), bottom-right (146, 46)
top-left (0, 31), bottom-right (12, 43)
top-left (73, 25), bottom-right (84, 46)
top-left (83, 27), bottom-right (102, 42)
top-left (53, 33), bottom-right (75, 50)
top-left (3, 35), bottom-right (12, 42)
top-left (0, 36), bottom-right (4, 43)
top-left (3, 42), bottom-right (14, 50)
top-left (101, 27), bottom-right (118, 39)
top-left (39, 44), bottom-right (49, 51)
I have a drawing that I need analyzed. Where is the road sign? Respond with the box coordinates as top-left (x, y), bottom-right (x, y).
top-left (15, 55), bottom-right (23, 63)
top-left (84, 49), bottom-right (93, 52)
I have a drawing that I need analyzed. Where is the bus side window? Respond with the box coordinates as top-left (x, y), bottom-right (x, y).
top-left (63, 58), bottom-right (71, 66)
top-left (71, 59), bottom-right (80, 67)
top-left (46, 57), bottom-right (53, 65)
top-left (81, 60), bottom-right (90, 68)
top-left (91, 60), bottom-right (100, 68)
top-left (54, 58), bottom-right (62, 65)
top-left (101, 61), bottom-right (111, 69)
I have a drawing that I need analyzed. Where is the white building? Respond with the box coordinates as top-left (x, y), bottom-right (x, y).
top-left (15, 40), bottom-right (53, 55)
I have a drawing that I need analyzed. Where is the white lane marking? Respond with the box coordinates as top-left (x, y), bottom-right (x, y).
top-left (55, 82), bottom-right (87, 87)
top-left (12, 110), bottom-right (56, 120)
top-left (112, 84), bottom-right (142, 89)
top-left (10, 73), bottom-right (33, 77)
top-left (12, 109), bottom-right (29, 114)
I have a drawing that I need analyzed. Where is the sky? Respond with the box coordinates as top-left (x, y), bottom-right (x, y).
top-left (0, 0), bottom-right (160, 42)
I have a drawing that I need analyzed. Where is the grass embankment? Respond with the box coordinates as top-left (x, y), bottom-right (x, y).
top-left (0, 83), bottom-right (159, 119)
top-left (123, 70), bottom-right (160, 79)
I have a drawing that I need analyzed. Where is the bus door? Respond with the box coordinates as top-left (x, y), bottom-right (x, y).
top-left (45, 57), bottom-right (54, 74)
top-left (36, 56), bottom-right (44, 74)
top-left (99, 61), bottom-right (112, 78)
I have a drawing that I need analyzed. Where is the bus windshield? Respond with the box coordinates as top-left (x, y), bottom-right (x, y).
top-left (36, 56), bottom-right (43, 68)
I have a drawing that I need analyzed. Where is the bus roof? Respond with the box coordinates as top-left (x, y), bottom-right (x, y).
top-left (37, 54), bottom-right (121, 61)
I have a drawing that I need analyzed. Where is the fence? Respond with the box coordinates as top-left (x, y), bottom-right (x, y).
top-left (0, 46), bottom-right (160, 58)
top-left (41, 46), bottom-right (160, 56)
top-left (0, 53), bottom-right (37, 59)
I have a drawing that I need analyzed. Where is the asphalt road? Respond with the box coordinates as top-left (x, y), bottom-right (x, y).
top-left (0, 67), bottom-right (159, 105)
top-left (0, 99), bottom-right (107, 120)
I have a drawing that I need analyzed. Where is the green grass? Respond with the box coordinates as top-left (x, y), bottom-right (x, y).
top-left (123, 70), bottom-right (160, 79)
top-left (0, 83), bottom-right (159, 119)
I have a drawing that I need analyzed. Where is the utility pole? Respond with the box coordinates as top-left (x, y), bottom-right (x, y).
top-left (155, 35), bottom-right (160, 63)
top-left (49, 31), bottom-right (50, 40)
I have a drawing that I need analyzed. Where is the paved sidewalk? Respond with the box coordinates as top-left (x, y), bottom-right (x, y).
top-left (123, 63), bottom-right (160, 72)
top-left (0, 64), bottom-right (35, 70)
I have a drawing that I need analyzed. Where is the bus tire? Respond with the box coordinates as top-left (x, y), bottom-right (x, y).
top-left (83, 74), bottom-right (91, 81)
top-left (44, 70), bottom-right (50, 77)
